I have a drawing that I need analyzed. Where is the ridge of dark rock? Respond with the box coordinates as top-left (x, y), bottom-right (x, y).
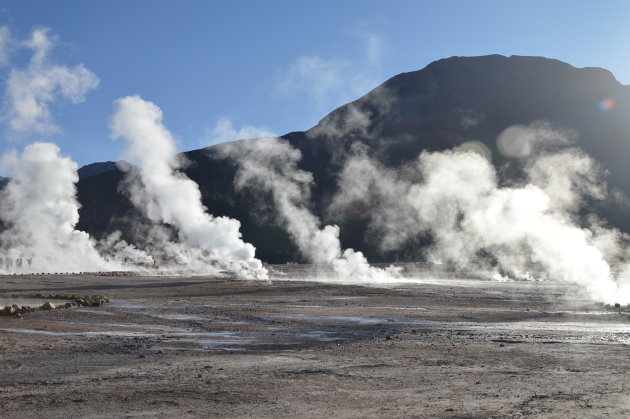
top-left (76, 55), bottom-right (630, 263)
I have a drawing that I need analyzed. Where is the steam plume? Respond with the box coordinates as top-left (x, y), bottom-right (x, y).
top-left (96, 231), bottom-right (155, 267)
top-left (207, 117), bottom-right (275, 146)
top-left (333, 143), bottom-right (630, 303)
top-left (0, 142), bottom-right (115, 272)
top-left (110, 95), bottom-right (267, 279)
top-left (216, 137), bottom-right (398, 282)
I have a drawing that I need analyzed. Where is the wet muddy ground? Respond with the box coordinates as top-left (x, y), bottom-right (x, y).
top-left (1, 265), bottom-right (629, 417)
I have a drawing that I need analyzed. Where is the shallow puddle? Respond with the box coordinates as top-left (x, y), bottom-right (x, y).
top-left (107, 301), bottom-right (147, 310)
top-left (0, 323), bottom-right (345, 351)
top-left (148, 313), bottom-right (211, 322)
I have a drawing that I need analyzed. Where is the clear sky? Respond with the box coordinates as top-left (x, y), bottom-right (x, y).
top-left (0, 0), bottom-right (629, 168)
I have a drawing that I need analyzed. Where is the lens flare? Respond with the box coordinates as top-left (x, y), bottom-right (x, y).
top-left (458, 140), bottom-right (492, 162)
top-left (598, 98), bottom-right (616, 111)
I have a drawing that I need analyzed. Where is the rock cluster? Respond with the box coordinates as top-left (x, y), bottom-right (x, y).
top-left (0, 293), bottom-right (109, 316)
top-left (0, 304), bottom-right (35, 316)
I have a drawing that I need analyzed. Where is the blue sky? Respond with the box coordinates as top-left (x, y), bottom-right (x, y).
top-left (0, 0), bottom-right (629, 168)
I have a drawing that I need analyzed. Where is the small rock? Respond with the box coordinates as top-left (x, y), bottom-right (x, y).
top-left (15, 312), bottom-right (22, 319)
top-left (40, 302), bottom-right (56, 310)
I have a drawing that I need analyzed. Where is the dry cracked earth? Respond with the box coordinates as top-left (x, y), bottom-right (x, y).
top-left (1, 264), bottom-right (629, 418)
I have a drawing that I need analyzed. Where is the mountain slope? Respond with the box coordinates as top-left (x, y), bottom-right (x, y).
top-left (76, 55), bottom-right (630, 263)
top-left (78, 161), bottom-right (131, 179)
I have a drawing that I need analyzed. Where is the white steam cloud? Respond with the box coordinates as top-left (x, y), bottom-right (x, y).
top-left (276, 56), bottom-right (351, 111)
top-left (110, 95), bottom-right (267, 279)
top-left (3, 27), bottom-right (99, 136)
top-left (206, 117), bottom-right (276, 145)
top-left (332, 139), bottom-right (630, 304)
top-left (96, 231), bottom-right (155, 267)
top-left (216, 137), bottom-right (399, 282)
top-left (0, 143), bottom-right (116, 273)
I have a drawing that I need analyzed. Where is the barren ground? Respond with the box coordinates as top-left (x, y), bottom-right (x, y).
top-left (1, 265), bottom-right (629, 418)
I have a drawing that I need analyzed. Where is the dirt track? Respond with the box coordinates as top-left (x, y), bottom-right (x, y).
top-left (1, 266), bottom-right (629, 417)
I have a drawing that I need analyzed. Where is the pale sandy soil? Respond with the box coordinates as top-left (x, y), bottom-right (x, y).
top-left (0, 265), bottom-right (629, 418)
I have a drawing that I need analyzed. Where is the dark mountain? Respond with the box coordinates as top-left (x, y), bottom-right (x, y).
top-left (75, 55), bottom-right (630, 263)
top-left (78, 161), bottom-right (130, 179)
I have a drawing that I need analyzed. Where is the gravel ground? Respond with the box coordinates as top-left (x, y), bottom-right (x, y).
top-left (1, 266), bottom-right (629, 418)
